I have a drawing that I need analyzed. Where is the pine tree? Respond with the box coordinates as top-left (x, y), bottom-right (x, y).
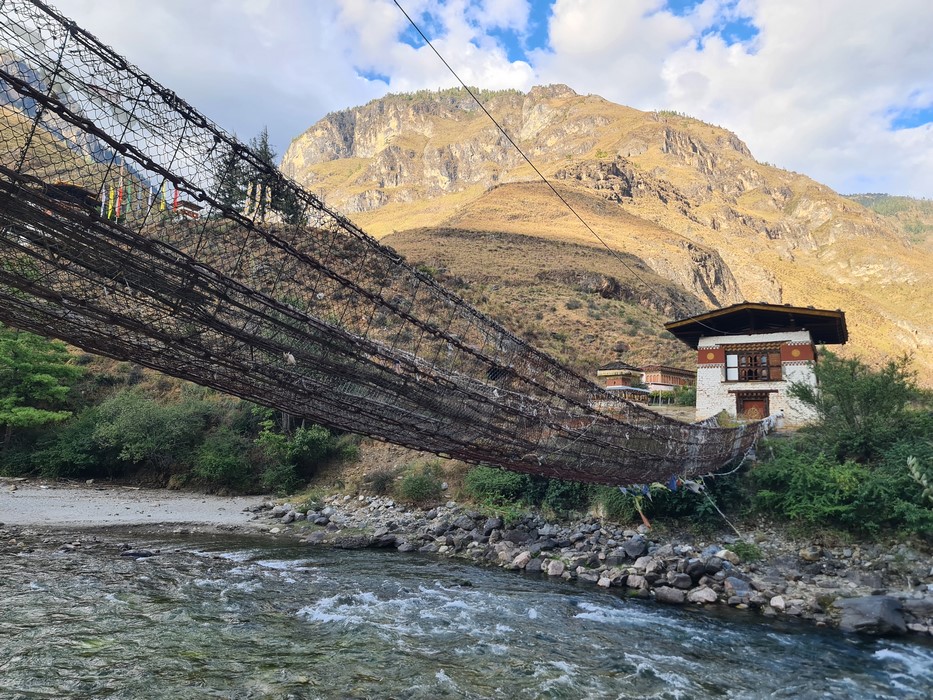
top-left (0, 323), bottom-right (83, 449)
top-left (212, 138), bottom-right (247, 213)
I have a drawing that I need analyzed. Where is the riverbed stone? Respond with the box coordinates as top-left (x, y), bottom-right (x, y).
top-left (655, 587), bottom-right (685, 605)
top-left (716, 549), bottom-right (741, 565)
top-left (546, 560), bottom-right (565, 577)
top-left (511, 551), bottom-right (532, 569)
top-left (671, 573), bottom-right (694, 590)
top-left (687, 586), bottom-right (719, 604)
top-left (623, 537), bottom-right (648, 559)
top-left (836, 596), bottom-right (907, 636)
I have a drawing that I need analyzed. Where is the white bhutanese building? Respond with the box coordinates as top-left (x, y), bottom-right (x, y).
top-left (664, 302), bottom-right (848, 424)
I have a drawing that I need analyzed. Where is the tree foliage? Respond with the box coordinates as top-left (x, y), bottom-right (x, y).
top-left (0, 323), bottom-right (82, 448)
top-left (789, 351), bottom-right (926, 461)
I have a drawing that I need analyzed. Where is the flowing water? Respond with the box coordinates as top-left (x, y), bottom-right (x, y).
top-left (2, 533), bottom-right (931, 699)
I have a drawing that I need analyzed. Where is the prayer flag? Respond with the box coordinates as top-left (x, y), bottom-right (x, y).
top-left (107, 184), bottom-right (114, 219)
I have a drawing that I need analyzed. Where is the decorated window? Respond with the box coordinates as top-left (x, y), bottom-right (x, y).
top-left (725, 352), bottom-right (782, 381)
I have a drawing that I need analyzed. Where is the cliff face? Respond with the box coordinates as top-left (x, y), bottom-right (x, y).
top-left (282, 86), bottom-right (933, 383)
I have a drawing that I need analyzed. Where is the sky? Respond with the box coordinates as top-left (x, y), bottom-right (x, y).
top-left (52, 0), bottom-right (933, 198)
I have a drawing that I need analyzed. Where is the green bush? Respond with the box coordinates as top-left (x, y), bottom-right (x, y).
top-left (396, 462), bottom-right (443, 505)
top-left (193, 428), bottom-right (253, 489)
top-left (542, 479), bottom-right (592, 514)
top-left (789, 352), bottom-right (926, 461)
top-left (591, 486), bottom-right (638, 522)
top-left (32, 409), bottom-right (103, 478)
top-left (673, 386), bottom-right (697, 406)
top-left (464, 465), bottom-right (531, 503)
top-left (751, 442), bottom-right (933, 535)
top-left (261, 462), bottom-right (302, 495)
top-left (92, 389), bottom-right (211, 472)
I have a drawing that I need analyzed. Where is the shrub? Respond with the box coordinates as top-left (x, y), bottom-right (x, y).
top-left (92, 389), bottom-right (211, 473)
top-left (565, 299), bottom-right (583, 310)
top-left (542, 479), bottom-right (592, 514)
top-left (193, 428), bottom-right (253, 489)
top-left (751, 442), bottom-right (933, 535)
top-left (673, 386), bottom-right (697, 406)
top-left (789, 352), bottom-right (925, 461)
top-left (32, 408), bottom-right (103, 479)
top-left (396, 462), bottom-right (443, 505)
top-left (464, 465), bottom-right (530, 503)
top-left (261, 463), bottom-right (301, 495)
top-left (591, 486), bottom-right (638, 522)
top-left (364, 467), bottom-right (399, 495)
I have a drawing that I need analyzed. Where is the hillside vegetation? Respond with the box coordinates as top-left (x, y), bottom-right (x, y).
top-left (283, 85), bottom-right (933, 384)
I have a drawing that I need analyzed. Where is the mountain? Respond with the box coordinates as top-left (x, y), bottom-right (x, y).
top-left (281, 85), bottom-right (933, 384)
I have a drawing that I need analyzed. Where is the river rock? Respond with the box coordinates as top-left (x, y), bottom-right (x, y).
top-left (671, 573), bottom-right (694, 590)
top-left (836, 596), bottom-right (907, 636)
top-left (655, 587), bottom-right (686, 605)
top-left (705, 556), bottom-right (724, 574)
top-left (452, 515), bottom-right (476, 530)
top-left (716, 549), bottom-right (741, 565)
top-left (511, 551), bottom-right (532, 569)
top-left (724, 577), bottom-right (751, 598)
top-left (483, 517), bottom-right (503, 534)
top-left (799, 546), bottom-right (822, 562)
top-left (770, 595), bottom-right (787, 612)
top-left (626, 574), bottom-right (647, 590)
top-left (281, 511), bottom-right (296, 524)
top-left (623, 537), bottom-right (648, 559)
top-left (121, 549), bottom-right (156, 558)
top-left (546, 560), bottom-right (565, 577)
top-left (687, 586), bottom-right (719, 604)
top-left (525, 558), bottom-right (543, 574)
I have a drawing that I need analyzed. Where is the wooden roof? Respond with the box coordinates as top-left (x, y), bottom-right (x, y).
top-left (664, 302), bottom-right (847, 349)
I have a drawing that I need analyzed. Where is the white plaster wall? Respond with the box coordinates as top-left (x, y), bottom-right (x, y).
top-left (694, 330), bottom-right (818, 424)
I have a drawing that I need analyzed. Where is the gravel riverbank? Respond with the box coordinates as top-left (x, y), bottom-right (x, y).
top-left (2, 478), bottom-right (931, 638)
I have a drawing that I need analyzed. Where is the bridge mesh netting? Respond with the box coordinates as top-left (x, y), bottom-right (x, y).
top-left (0, 0), bottom-right (768, 485)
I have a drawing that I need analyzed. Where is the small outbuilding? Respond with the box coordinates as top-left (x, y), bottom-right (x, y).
top-left (664, 302), bottom-right (847, 424)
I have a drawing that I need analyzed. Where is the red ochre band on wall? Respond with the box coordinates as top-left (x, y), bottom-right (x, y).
top-left (697, 348), bottom-right (725, 365)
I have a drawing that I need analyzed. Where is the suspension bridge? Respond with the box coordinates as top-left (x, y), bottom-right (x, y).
top-left (0, 0), bottom-right (769, 486)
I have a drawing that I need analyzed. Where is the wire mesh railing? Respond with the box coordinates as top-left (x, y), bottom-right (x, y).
top-left (0, 0), bottom-right (767, 485)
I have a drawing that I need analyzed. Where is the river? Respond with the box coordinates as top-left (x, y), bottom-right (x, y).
top-left (2, 532), bottom-right (931, 699)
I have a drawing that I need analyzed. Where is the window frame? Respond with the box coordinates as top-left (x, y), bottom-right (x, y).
top-left (724, 350), bottom-right (782, 382)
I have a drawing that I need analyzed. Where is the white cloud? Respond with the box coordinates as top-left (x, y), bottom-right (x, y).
top-left (538, 0), bottom-right (933, 196)
top-left (52, 0), bottom-right (383, 156)
top-left (41, 0), bottom-right (933, 197)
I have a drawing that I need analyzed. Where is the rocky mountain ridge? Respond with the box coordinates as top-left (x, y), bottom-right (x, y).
top-left (282, 86), bottom-right (932, 382)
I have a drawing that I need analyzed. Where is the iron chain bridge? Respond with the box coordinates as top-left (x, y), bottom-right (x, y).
top-left (0, 0), bottom-right (768, 486)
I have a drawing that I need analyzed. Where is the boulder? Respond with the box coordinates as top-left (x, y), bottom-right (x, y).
top-left (655, 587), bottom-right (686, 605)
top-left (510, 551), bottom-right (532, 569)
top-left (623, 536), bottom-right (648, 559)
top-left (836, 596), bottom-right (907, 636)
top-left (671, 573), bottom-right (694, 590)
top-left (687, 586), bottom-right (719, 604)
top-left (546, 560), bottom-right (565, 577)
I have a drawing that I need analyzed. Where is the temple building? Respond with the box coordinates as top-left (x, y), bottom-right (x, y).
top-left (664, 302), bottom-right (847, 424)
top-left (595, 361), bottom-right (650, 402)
top-left (640, 364), bottom-right (696, 393)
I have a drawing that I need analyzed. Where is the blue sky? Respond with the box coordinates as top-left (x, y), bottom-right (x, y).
top-left (51, 0), bottom-right (933, 198)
